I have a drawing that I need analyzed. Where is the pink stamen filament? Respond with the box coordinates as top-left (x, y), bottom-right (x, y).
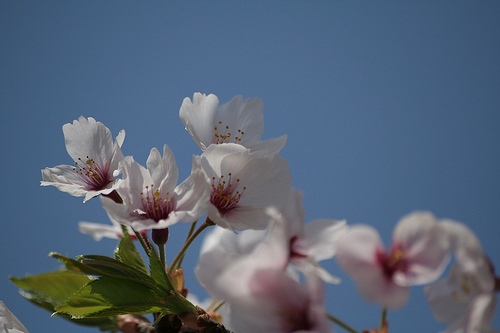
top-left (73, 156), bottom-right (111, 190)
top-left (140, 184), bottom-right (174, 222)
top-left (210, 173), bottom-right (246, 214)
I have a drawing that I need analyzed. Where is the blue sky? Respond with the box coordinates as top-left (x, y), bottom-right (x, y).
top-left (1, 1), bottom-right (499, 332)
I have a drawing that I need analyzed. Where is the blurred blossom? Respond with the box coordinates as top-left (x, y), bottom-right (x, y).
top-left (278, 189), bottom-right (347, 284)
top-left (0, 301), bottom-right (29, 333)
top-left (195, 225), bottom-right (267, 297)
top-left (336, 212), bottom-right (450, 309)
top-left (232, 269), bottom-right (332, 333)
top-left (41, 116), bottom-right (125, 202)
top-left (425, 220), bottom-right (498, 333)
top-left (179, 93), bottom-right (286, 153)
top-left (204, 212), bottom-right (330, 333)
top-left (200, 143), bottom-right (292, 231)
top-left (101, 144), bottom-right (209, 231)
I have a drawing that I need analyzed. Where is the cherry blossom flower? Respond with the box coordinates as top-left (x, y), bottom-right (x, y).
top-left (336, 211), bottom-right (450, 309)
top-left (179, 93), bottom-right (286, 153)
top-left (41, 116), bottom-right (125, 202)
top-left (425, 220), bottom-right (498, 333)
top-left (195, 225), bottom-right (267, 297)
top-left (280, 189), bottom-right (347, 284)
top-left (223, 269), bottom-right (332, 333)
top-left (208, 215), bottom-right (331, 333)
top-left (0, 301), bottom-right (29, 333)
top-left (200, 143), bottom-right (292, 231)
top-left (101, 144), bottom-right (209, 232)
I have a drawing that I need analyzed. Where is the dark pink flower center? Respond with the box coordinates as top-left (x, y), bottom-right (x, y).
top-left (376, 243), bottom-right (408, 280)
top-left (140, 184), bottom-right (174, 222)
top-left (210, 173), bottom-right (246, 215)
top-left (74, 156), bottom-right (112, 190)
top-left (289, 236), bottom-right (308, 259)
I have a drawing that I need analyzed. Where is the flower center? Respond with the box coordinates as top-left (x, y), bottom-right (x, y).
top-left (289, 236), bottom-right (308, 259)
top-left (376, 243), bottom-right (408, 279)
top-left (140, 184), bottom-right (174, 222)
top-left (73, 156), bottom-right (111, 190)
top-left (212, 121), bottom-right (245, 144)
top-left (210, 173), bottom-right (246, 215)
top-left (448, 266), bottom-right (480, 303)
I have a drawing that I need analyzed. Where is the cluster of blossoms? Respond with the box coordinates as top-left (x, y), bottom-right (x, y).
top-left (5, 93), bottom-right (498, 333)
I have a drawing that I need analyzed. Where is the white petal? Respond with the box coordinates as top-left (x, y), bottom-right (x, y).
top-left (393, 211), bottom-right (450, 285)
top-left (336, 225), bottom-right (382, 277)
top-left (41, 165), bottom-right (91, 197)
top-left (146, 145), bottom-right (179, 193)
top-left (78, 221), bottom-right (122, 241)
top-left (216, 95), bottom-right (264, 146)
top-left (302, 219), bottom-right (348, 262)
top-left (425, 278), bottom-right (469, 323)
top-left (171, 167), bottom-right (209, 223)
top-left (466, 293), bottom-right (497, 333)
top-left (62, 116), bottom-right (113, 166)
top-left (0, 301), bottom-right (29, 333)
top-left (179, 93), bottom-right (220, 150)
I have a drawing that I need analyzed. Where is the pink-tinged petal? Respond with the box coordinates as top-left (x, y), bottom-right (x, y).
top-left (146, 145), bottom-right (179, 194)
top-left (195, 227), bottom-right (264, 298)
top-left (63, 116), bottom-right (113, 166)
top-left (216, 95), bottom-right (264, 146)
top-left (117, 156), bottom-right (152, 210)
top-left (302, 219), bottom-right (348, 262)
top-left (227, 269), bottom-right (331, 333)
top-left (201, 143), bottom-right (249, 177)
top-left (466, 293), bottom-right (497, 333)
top-left (336, 225), bottom-right (382, 276)
top-left (41, 165), bottom-right (90, 196)
top-left (439, 219), bottom-right (494, 292)
top-left (392, 211), bottom-right (439, 255)
top-left (171, 167), bottom-right (209, 222)
top-left (179, 93), bottom-right (220, 150)
top-left (392, 212), bottom-right (450, 286)
top-left (425, 278), bottom-right (469, 323)
top-left (356, 267), bottom-right (410, 309)
top-left (247, 135), bottom-right (287, 155)
top-left (236, 154), bottom-right (292, 208)
top-left (0, 301), bottom-right (29, 333)
top-left (78, 221), bottom-right (123, 241)
top-left (292, 257), bottom-right (341, 284)
top-left (41, 164), bottom-right (116, 202)
top-left (100, 196), bottom-right (151, 230)
top-left (213, 205), bottom-right (270, 231)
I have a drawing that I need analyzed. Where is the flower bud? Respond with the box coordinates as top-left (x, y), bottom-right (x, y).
top-left (152, 227), bottom-right (169, 246)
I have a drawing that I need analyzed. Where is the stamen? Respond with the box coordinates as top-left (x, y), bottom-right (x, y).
top-left (73, 156), bottom-right (111, 190)
top-left (212, 121), bottom-right (245, 144)
top-left (210, 173), bottom-right (246, 214)
top-left (140, 184), bottom-right (174, 222)
top-left (449, 266), bottom-right (479, 303)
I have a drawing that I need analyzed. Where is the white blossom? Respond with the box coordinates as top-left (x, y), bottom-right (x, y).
top-left (41, 116), bottom-right (125, 202)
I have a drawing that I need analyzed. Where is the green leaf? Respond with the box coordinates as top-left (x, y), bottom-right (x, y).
top-left (55, 276), bottom-right (196, 319)
top-left (50, 253), bottom-right (159, 292)
top-left (148, 248), bottom-right (175, 292)
top-left (114, 226), bottom-right (149, 275)
top-left (10, 270), bottom-right (91, 311)
top-left (10, 270), bottom-right (117, 331)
